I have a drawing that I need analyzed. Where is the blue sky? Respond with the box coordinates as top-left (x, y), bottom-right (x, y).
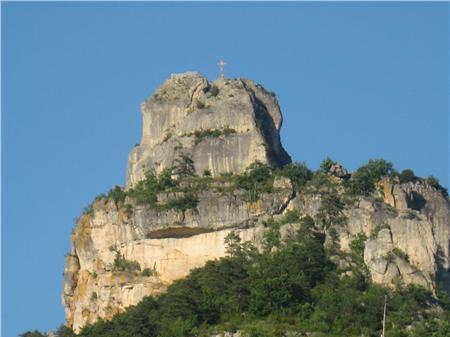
top-left (2, 2), bottom-right (448, 336)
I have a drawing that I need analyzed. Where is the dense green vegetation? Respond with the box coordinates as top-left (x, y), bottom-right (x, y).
top-left (349, 159), bottom-right (394, 195)
top-left (107, 186), bottom-right (127, 205)
top-left (25, 215), bottom-right (450, 337)
top-left (398, 169), bottom-right (416, 184)
top-left (79, 156), bottom-right (448, 226)
top-left (349, 232), bottom-right (368, 265)
top-left (426, 175), bottom-right (448, 197)
top-left (318, 156), bottom-right (337, 174)
top-left (112, 252), bottom-right (141, 273)
top-left (20, 332), bottom-right (47, 337)
top-left (275, 163), bottom-right (312, 190)
top-left (347, 159), bottom-right (448, 198)
top-left (236, 161), bottom-right (275, 201)
top-left (80, 159), bottom-right (314, 217)
top-left (100, 156), bottom-right (200, 213)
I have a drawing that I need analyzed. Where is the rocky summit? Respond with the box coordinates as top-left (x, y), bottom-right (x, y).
top-left (62, 73), bottom-right (450, 333)
top-left (127, 72), bottom-right (291, 187)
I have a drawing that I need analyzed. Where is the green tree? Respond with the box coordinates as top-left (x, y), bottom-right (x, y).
top-left (319, 157), bottom-right (337, 174)
top-left (224, 231), bottom-right (257, 260)
top-left (398, 169), bottom-right (415, 183)
top-left (190, 257), bottom-right (251, 319)
top-left (20, 331), bottom-right (46, 337)
top-left (159, 318), bottom-right (194, 337)
top-left (349, 232), bottom-right (368, 265)
top-left (426, 175), bottom-right (448, 197)
top-left (309, 275), bottom-right (385, 336)
top-left (108, 186), bottom-right (127, 205)
top-left (236, 161), bottom-right (274, 201)
top-left (276, 162), bottom-right (312, 189)
top-left (173, 155), bottom-right (195, 177)
top-left (112, 251), bottom-right (141, 272)
top-left (249, 216), bottom-right (329, 316)
top-left (128, 170), bottom-right (159, 205)
top-left (165, 193), bottom-right (199, 211)
top-left (262, 218), bottom-right (281, 252)
top-left (316, 193), bottom-right (346, 229)
top-left (56, 325), bottom-right (75, 337)
top-left (350, 159), bottom-right (394, 195)
top-left (158, 168), bottom-right (176, 189)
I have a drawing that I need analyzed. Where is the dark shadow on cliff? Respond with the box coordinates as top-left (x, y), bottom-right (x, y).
top-left (242, 83), bottom-right (291, 167)
top-left (435, 246), bottom-right (450, 294)
top-left (407, 191), bottom-right (427, 211)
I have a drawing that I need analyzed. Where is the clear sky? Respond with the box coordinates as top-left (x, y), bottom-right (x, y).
top-left (2, 2), bottom-right (448, 336)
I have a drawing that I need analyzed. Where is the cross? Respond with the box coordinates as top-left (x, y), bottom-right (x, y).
top-left (217, 59), bottom-right (227, 78)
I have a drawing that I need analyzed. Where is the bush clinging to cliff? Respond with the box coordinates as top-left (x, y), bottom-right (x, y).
top-left (276, 162), bottom-right (312, 189)
top-left (235, 161), bottom-right (274, 201)
top-left (350, 159), bottom-right (394, 195)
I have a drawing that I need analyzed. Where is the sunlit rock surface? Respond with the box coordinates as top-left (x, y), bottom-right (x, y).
top-left (63, 73), bottom-right (449, 332)
top-left (127, 72), bottom-right (291, 187)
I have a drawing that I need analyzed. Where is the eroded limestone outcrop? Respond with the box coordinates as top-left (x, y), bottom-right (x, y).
top-left (63, 181), bottom-right (294, 332)
top-left (63, 73), bottom-right (450, 332)
top-left (63, 176), bottom-right (450, 332)
top-left (376, 178), bottom-right (450, 290)
top-left (127, 72), bottom-right (291, 187)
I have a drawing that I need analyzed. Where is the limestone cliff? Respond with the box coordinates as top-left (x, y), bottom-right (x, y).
top-left (127, 72), bottom-right (291, 186)
top-left (63, 182), bottom-right (293, 332)
top-left (63, 73), bottom-right (450, 332)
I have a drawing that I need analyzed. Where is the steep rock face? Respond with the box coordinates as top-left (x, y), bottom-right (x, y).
top-left (63, 179), bottom-right (449, 332)
top-left (63, 183), bottom-right (293, 332)
top-left (127, 72), bottom-right (291, 187)
top-left (63, 73), bottom-right (450, 332)
top-left (286, 188), bottom-right (449, 290)
top-left (378, 178), bottom-right (450, 290)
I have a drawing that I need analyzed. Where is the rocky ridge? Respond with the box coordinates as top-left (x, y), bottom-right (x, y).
top-left (63, 73), bottom-right (450, 332)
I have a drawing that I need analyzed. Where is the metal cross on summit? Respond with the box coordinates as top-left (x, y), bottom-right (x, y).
top-left (217, 59), bottom-right (227, 78)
